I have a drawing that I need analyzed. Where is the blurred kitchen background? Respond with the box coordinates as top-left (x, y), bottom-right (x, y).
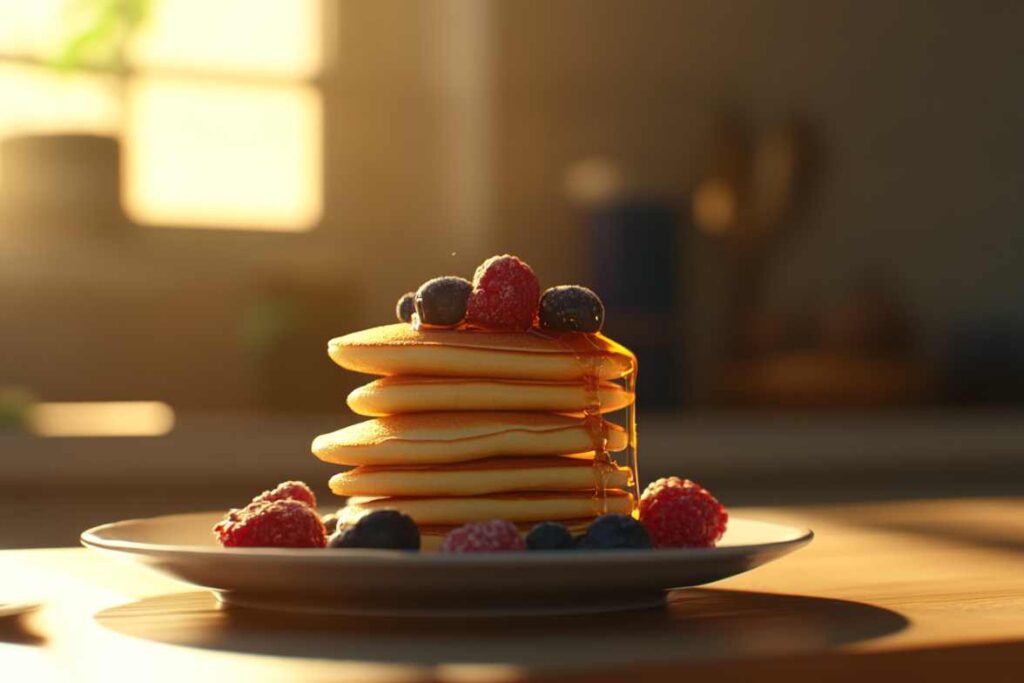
top-left (2, 0), bottom-right (1023, 547)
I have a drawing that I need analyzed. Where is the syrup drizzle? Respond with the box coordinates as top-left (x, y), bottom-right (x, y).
top-left (527, 328), bottom-right (638, 517)
top-left (625, 355), bottom-right (639, 517)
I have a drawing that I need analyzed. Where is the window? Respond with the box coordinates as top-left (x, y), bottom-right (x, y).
top-left (0, 0), bottom-right (323, 231)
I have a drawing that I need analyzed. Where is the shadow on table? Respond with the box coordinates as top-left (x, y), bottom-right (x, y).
top-left (94, 588), bottom-right (908, 668)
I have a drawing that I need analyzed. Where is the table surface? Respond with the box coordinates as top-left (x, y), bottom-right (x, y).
top-left (2, 498), bottom-right (1023, 682)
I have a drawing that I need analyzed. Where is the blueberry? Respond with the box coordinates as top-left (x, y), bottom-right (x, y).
top-left (525, 521), bottom-right (575, 550)
top-left (396, 292), bottom-right (416, 323)
top-left (334, 509), bottom-right (421, 550)
top-left (538, 285), bottom-right (605, 333)
top-left (415, 276), bottom-right (472, 327)
top-left (576, 514), bottom-right (652, 550)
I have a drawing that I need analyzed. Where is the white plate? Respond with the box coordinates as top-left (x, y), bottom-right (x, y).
top-left (82, 512), bottom-right (812, 616)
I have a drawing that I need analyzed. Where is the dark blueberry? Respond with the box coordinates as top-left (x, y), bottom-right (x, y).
top-left (335, 509), bottom-right (421, 550)
top-left (415, 276), bottom-right (472, 327)
top-left (396, 292), bottom-right (416, 323)
top-left (538, 285), bottom-right (605, 333)
top-left (525, 521), bottom-right (575, 550)
top-left (576, 514), bottom-right (652, 550)
top-left (320, 512), bottom-right (341, 535)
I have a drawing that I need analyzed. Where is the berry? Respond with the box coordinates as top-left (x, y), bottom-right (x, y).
top-left (251, 481), bottom-right (316, 509)
top-left (466, 255), bottom-right (540, 331)
top-left (525, 521), bottom-right (574, 550)
top-left (577, 514), bottom-right (652, 550)
top-left (396, 292), bottom-right (416, 323)
top-left (441, 519), bottom-right (526, 553)
top-left (415, 276), bottom-right (472, 327)
top-left (335, 510), bottom-right (420, 550)
top-left (320, 512), bottom-right (341, 534)
top-left (538, 285), bottom-right (605, 333)
top-left (639, 477), bottom-right (728, 548)
top-left (213, 499), bottom-right (326, 548)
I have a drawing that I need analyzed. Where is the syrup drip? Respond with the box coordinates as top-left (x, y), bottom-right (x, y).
top-left (625, 355), bottom-right (639, 516)
top-left (527, 328), bottom-right (637, 516)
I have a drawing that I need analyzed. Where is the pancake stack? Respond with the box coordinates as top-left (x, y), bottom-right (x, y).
top-left (312, 323), bottom-right (638, 550)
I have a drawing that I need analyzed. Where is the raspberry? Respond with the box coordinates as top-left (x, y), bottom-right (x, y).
top-left (639, 477), bottom-right (728, 548)
top-left (441, 519), bottom-right (526, 553)
top-left (466, 255), bottom-right (540, 331)
top-left (251, 480), bottom-right (317, 509)
top-left (213, 499), bottom-right (327, 548)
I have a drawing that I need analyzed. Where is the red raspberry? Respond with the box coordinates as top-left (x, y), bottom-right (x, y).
top-left (251, 480), bottom-right (317, 508)
top-left (441, 520), bottom-right (526, 553)
top-left (213, 499), bottom-right (327, 548)
top-left (466, 255), bottom-right (540, 331)
top-left (639, 477), bottom-right (728, 548)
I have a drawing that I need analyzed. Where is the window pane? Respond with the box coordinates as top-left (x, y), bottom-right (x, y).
top-left (128, 0), bottom-right (322, 78)
top-left (0, 0), bottom-right (66, 58)
top-left (123, 77), bottom-right (321, 231)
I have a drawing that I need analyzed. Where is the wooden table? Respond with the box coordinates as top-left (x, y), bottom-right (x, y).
top-left (2, 498), bottom-right (1023, 682)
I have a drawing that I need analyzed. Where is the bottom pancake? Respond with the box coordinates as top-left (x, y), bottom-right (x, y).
top-left (338, 490), bottom-right (634, 527)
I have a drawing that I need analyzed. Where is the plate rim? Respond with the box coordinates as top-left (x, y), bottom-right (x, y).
top-left (81, 511), bottom-right (814, 565)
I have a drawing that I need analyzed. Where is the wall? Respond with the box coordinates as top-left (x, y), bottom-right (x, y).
top-left (490, 0), bottom-right (1024, 401)
top-left (3, 0), bottom-right (1022, 410)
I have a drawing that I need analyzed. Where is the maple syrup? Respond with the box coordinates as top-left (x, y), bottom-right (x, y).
top-left (527, 328), bottom-right (639, 516)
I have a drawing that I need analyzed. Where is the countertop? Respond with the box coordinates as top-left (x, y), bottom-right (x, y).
top-left (2, 498), bottom-right (1023, 681)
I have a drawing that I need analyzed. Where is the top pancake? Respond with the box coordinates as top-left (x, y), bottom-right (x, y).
top-left (329, 324), bottom-right (635, 381)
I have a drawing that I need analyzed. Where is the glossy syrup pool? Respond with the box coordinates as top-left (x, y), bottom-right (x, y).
top-left (527, 329), bottom-right (639, 516)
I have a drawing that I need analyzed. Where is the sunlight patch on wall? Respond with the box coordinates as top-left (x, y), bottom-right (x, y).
top-left (123, 77), bottom-right (322, 231)
top-left (0, 0), bottom-right (66, 58)
top-left (128, 0), bottom-right (322, 79)
top-left (0, 0), bottom-right (323, 232)
top-left (28, 401), bottom-right (175, 437)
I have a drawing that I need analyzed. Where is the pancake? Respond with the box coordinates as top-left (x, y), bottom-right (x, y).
top-left (328, 324), bottom-right (635, 380)
top-left (347, 376), bottom-right (634, 416)
top-left (330, 456), bottom-right (632, 497)
top-left (418, 518), bottom-right (595, 552)
top-left (312, 411), bottom-right (628, 466)
top-left (338, 490), bottom-right (634, 526)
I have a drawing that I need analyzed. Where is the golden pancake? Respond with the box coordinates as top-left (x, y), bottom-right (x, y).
top-left (312, 411), bottom-right (628, 466)
top-left (347, 376), bottom-right (633, 417)
top-left (418, 518), bottom-right (595, 552)
top-left (338, 490), bottom-right (634, 526)
top-left (330, 456), bottom-right (632, 497)
top-left (328, 324), bottom-right (635, 380)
